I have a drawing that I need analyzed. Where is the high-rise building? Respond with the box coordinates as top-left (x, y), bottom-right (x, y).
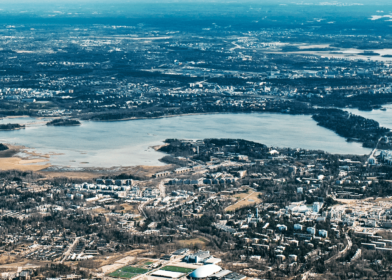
top-left (313, 202), bottom-right (321, 213)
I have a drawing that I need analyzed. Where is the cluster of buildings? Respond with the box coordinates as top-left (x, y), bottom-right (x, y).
top-left (0, 87), bottom-right (58, 102)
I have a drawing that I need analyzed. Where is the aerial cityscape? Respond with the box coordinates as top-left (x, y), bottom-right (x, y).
top-left (1, 0), bottom-right (392, 279)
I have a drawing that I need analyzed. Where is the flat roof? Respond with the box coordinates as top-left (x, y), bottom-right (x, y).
top-left (173, 248), bottom-right (189, 255)
top-left (211, 270), bottom-right (231, 278)
top-left (151, 270), bottom-right (185, 279)
top-left (204, 257), bottom-right (221, 264)
top-left (224, 272), bottom-right (246, 280)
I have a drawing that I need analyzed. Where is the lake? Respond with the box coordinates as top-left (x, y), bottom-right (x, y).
top-left (0, 113), bottom-right (371, 168)
top-left (270, 43), bottom-right (392, 62)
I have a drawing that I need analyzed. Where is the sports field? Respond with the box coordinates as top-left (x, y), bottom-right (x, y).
top-left (160, 266), bottom-right (194, 273)
top-left (109, 266), bottom-right (149, 278)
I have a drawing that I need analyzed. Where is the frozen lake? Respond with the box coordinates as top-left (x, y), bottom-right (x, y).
top-left (0, 113), bottom-right (371, 168)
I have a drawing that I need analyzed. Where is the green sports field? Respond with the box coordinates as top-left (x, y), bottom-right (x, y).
top-left (160, 266), bottom-right (194, 274)
top-left (109, 266), bottom-right (149, 278)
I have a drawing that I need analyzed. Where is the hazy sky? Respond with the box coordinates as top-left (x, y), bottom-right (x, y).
top-left (1, 0), bottom-right (392, 3)
top-left (1, 0), bottom-right (392, 8)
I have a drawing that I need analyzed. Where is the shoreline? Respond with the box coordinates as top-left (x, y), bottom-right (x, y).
top-left (46, 124), bottom-right (81, 127)
top-left (85, 110), bottom-right (320, 123)
top-left (0, 128), bottom-right (25, 131)
top-left (3, 115), bottom-right (30, 119)
top-left (0, 126), bottom-right (26, 131)
top-left (66, 104), bottom-right (392, 123)
top-left (2, 111), bottom-right (273, 124)
top-left (151, 143), bottom-right (169, 151)
top-left (3, 104), bottom-right (391, 124)
top-left (0, 143), bottom-right (52, 172)
top-left (0, 142), bottom-right (174, 178)
top-left (88, 111), bottom-right (239, 122)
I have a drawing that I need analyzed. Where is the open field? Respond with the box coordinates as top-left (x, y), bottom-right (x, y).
top-left (109, 266), bottom-right (149, 279)
top-left (160, 266), bottom-right (194, 273)
top-left (0, 144), bottom-right (51, 171)
top-left (125, 165), bottom-right (175, 179)
top-left (0, 157), bottom-right (50, 171)
top-left (40, 166), bottom-right (173, 180)
top-left (177, 237), bottom-right (209, 247)
top-left (0, 258), bottom-right (46, 271)
top-left (39, 171), bottom-right (100, 180)
top-left (225, 189), bottom-right (262, 212)
top-left (91, 207), bottom-right (110, 214)
top-left (99, 250), bottom-right (144, 273)
top-left (116, 203), bottom-right (139, 214)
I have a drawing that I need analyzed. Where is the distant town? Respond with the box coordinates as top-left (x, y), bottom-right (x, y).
top-left (2, 22), bottom-right (392, 150)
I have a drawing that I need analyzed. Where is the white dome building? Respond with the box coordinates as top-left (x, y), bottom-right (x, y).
top-left (188, 264), bottom-right (222, 279)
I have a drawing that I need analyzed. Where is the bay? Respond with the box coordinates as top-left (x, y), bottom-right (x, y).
top-left (0, 113), bottom-right (371, 168)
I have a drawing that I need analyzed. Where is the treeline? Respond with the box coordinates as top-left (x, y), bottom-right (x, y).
top-left (0, 123), bottom-right (25, 130)
top-left (312, 110), bottom-right (389, 147)
top-left (35, 263), bottom-right (89, 278)
top-left (46, 119), bottom-right (81, 126)
top-left (0, 170), bottom-right (44, 182)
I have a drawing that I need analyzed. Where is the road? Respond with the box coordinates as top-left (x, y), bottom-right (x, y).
top-left (138, 179), bottom-right (168, 219)
top-left (158, 179), bottom-right (169, 198)
top-left (138, 202), bottom-right (148, 219)
top-left (229, 41), bottom-right (244, 52)
top-left (325, 234), bottom-right (352, 265)
top-left (301, 270), bottom-right (312, 280)
top-left (60, 236), bottom-right (80, 263)
top-left (367, 137), bottom-right (382, 166)
top-left (300, 235), bottom-right (352, 279)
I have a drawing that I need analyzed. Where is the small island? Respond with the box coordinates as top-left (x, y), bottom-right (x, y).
top-left (46, 119), bottom-right (81, 126)
top-left (0, 143), bottom-right (9, 151)
top-left (359, 51), bottom-right (380, 56)
top-left (0, 123), bottom-right (25, 130)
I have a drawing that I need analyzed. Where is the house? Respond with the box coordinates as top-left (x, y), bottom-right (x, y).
top-left (307, 227), bottom-right (316, 235)
top-left (277, 224), bottom-right (287, 231)
top-left (294, 224), bottom-right (303, 231)
top-left (161, 255), bottom-right (175, 261)
top-left (276, 255), bottom-right (286, 262)
top-left (319, 229), bottom-right (328, 238)
top-left (154, 171), bottom-right (171, 178)
top-left (289, 254), bottom-right (298, 262)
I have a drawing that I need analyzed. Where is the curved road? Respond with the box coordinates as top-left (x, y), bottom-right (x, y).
top-left (301, 234), bottom-right (352, 279)
top-left (325, 234), bottom-right (352, 265)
